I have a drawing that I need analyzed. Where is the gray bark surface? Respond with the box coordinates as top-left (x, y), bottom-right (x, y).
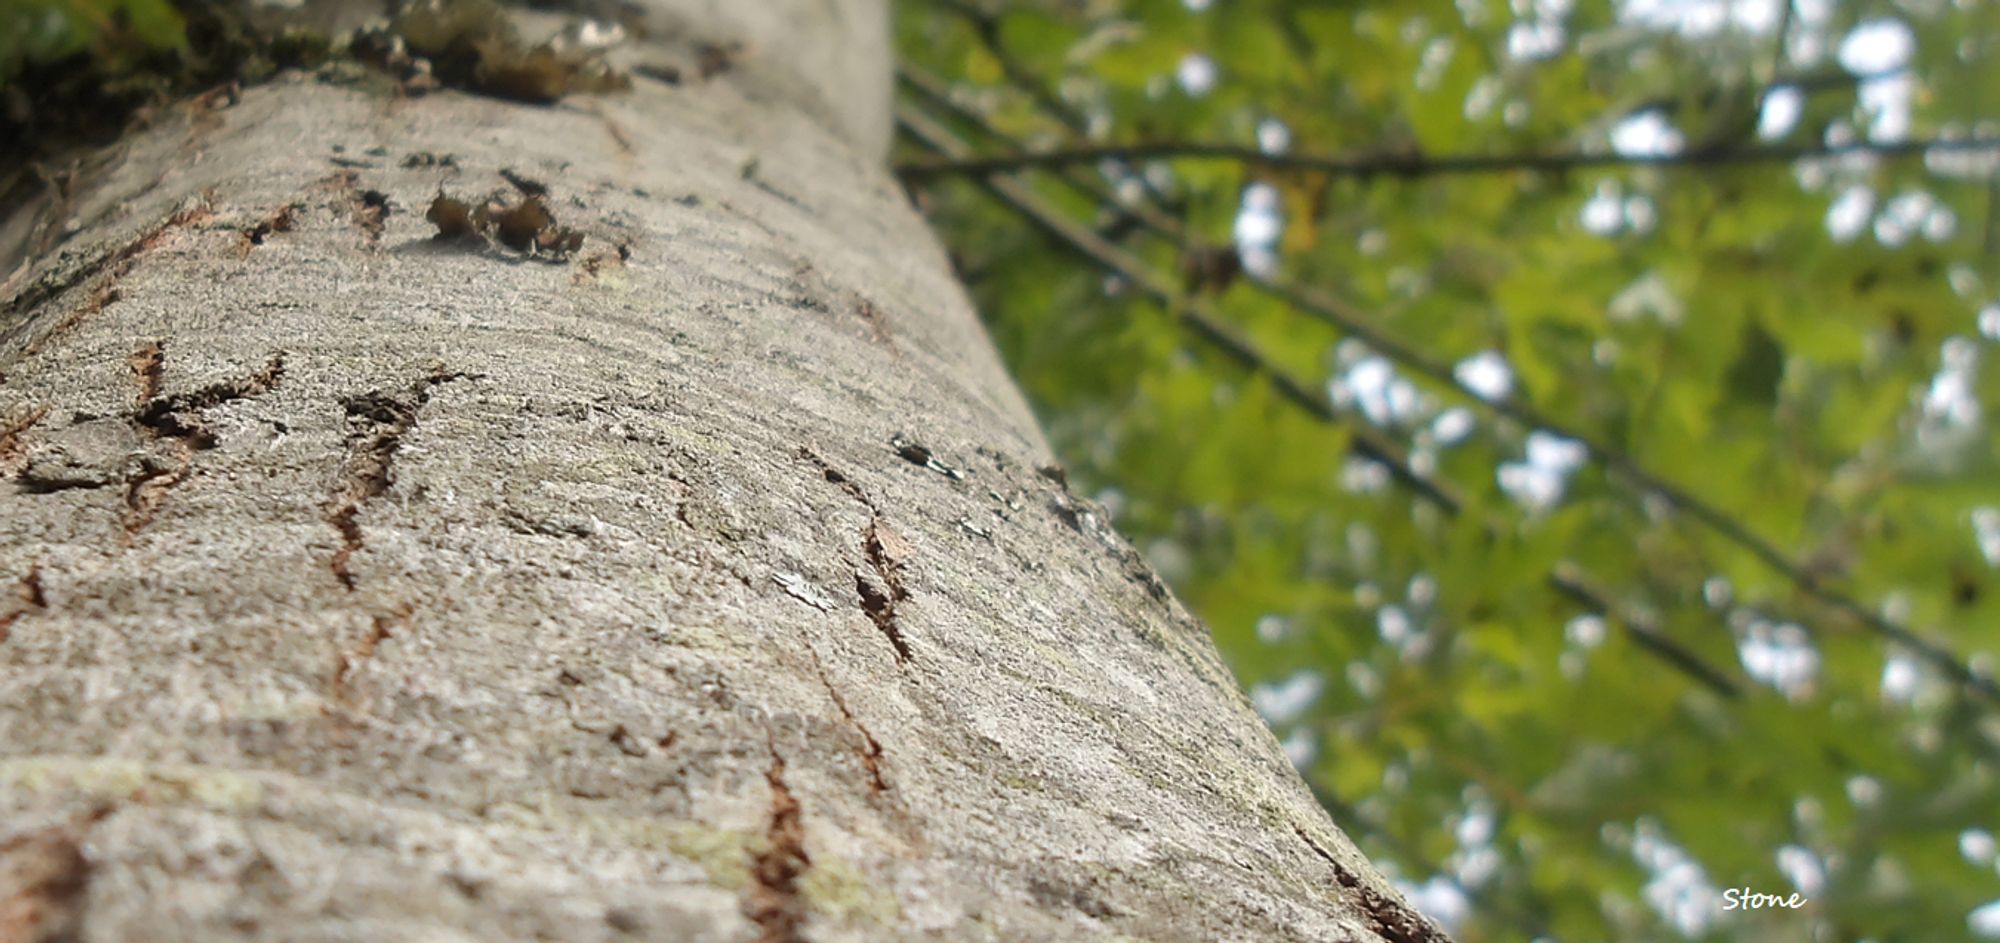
top-left (0, 3), bottom-right (1447, 941)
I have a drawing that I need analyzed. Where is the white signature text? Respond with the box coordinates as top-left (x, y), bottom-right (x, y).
top-left (1721, 888), bottom-right (1809, 910)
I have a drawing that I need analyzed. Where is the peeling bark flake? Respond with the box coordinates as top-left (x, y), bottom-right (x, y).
top-left (773, 572), bottom-right (836, 612)
top-left (857, 518), bottom-right (915, 662)
top-left (890, 433), bottom-right (964, 480)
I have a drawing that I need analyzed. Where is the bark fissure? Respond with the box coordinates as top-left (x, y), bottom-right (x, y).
top-left (5, 198), bottom-right (214, 352)
top-left (238, 201), bottom-right (300, 257)
top-left (796, 447), bottom-right (875, 510)
top-left (1296, 827), bottom-right (1448, 943)
top-left (0, 405), bottom-right (50, 477)
top-left (664, 470), bottom-right (697, 530)
top-left (119, 458), bottom-right (190, 540)
top-left (321, 171), bottom-right (390, 249)
top-left (797, 447), bottom-right (915, 662)
top-left (122, 347), bottom-right (286, 541)
top-left (745, 747), bottom-right (811, 943)
top-left (857, 518), bottom-right (913, 663)
top-left (808, 652), bottom-right (890, 795)
top-left (13, 477), bottom-right (108, 496)
top-left (330, 605), bottom-right (409, 713)
top-left (0, 563), bottom-right (47, 644)
top-left (126, 341), bottom-right (163, 407)
top-left (323, 368), bottom-right (462, 590)
top-left (133, 350), bottom-right (287, 448)
top-left (0, 808), bottom-right (106, 943)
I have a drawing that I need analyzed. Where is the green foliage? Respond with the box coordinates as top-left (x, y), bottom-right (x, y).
top-left (1, 0), bottom-right (203, 171)
top-left (899, 1), bottom-right (2000, 940)
top-left (0, 0), bottom-right (186, 75)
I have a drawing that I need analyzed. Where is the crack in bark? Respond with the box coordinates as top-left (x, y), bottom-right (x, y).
top-left (796, 448), bottom-right (916, 662)
top-left (330, 605), bottom-right (409, 712)
top-left (1026, 872), bottom-right (1119, 919)
top-left (849, 294), bottom-right (897, 351)
top-left (126, 340), bottom-right (164, 407)
top-left (0, 807), bottom-right (107, 943)
top-left (15, 477), bottom-right (110, 495)
top-left (132, 349), bottom-right (287, 448)
top-left (321, 171), bottom-right (390, 248)
top-left (745, 747), bottom-right (811, 943)
top-left (857, 518), bottom-right (913, 663)
top-left (0, 563), bottom-right (47, 645)
top-left (808, 653), bottom-right (889, 795)
top-left (1295, 827), bottom-right (1450, 943)
top-left (122, 348), bottom-right (285, 542)
top-left (605, 724), bottom-right (649, 757)
top-left (795, 447), bottom-right (875, 510)
top-left (0, 405), bottom-right (50, 477)
top-left (323, 368), bottom-right (462, 589)
top-left (120, 455), bottom-right (191, 541)
top-left (864, 515), bottom-right (916, 663)
top-left (5, 198), bottom-right (214, 352)
top-left (587, 101), bottom-right (635, 155)
top-left (237, 201), bottom-right (299, 257)
top-left (664, 471), bottom-right (696, 530)
top-left (554, 687), bottom-right (665, 760)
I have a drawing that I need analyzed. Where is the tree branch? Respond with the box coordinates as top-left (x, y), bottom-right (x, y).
top-left (896, 134), bottom-right (2000, 182)
top-left (897, 96), bottom-right (1751, 701)
top-left (894, 106), bottom-right (1463, 516)
top-left (897, 67), bottom-right (1999, 707)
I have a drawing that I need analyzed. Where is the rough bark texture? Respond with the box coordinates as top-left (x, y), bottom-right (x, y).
top-left (0, 2), bottom-right (1448, 941)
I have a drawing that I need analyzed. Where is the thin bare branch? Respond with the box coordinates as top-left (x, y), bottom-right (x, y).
top-left (897, 135), bottom-right (2000, 182)
top-left (898, 98), bottom-right (1757, 701)
top-left (898, 66), bottom-right (1998, 706)
top-left (896, 106), bottom-right (1463, 514)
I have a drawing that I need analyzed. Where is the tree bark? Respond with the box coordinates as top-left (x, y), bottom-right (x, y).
top-left (0, 3), bottom-right (1447, 941)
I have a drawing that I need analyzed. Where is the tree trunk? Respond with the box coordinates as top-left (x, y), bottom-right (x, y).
top-left (0, 3), bottom-right (1446, 941)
